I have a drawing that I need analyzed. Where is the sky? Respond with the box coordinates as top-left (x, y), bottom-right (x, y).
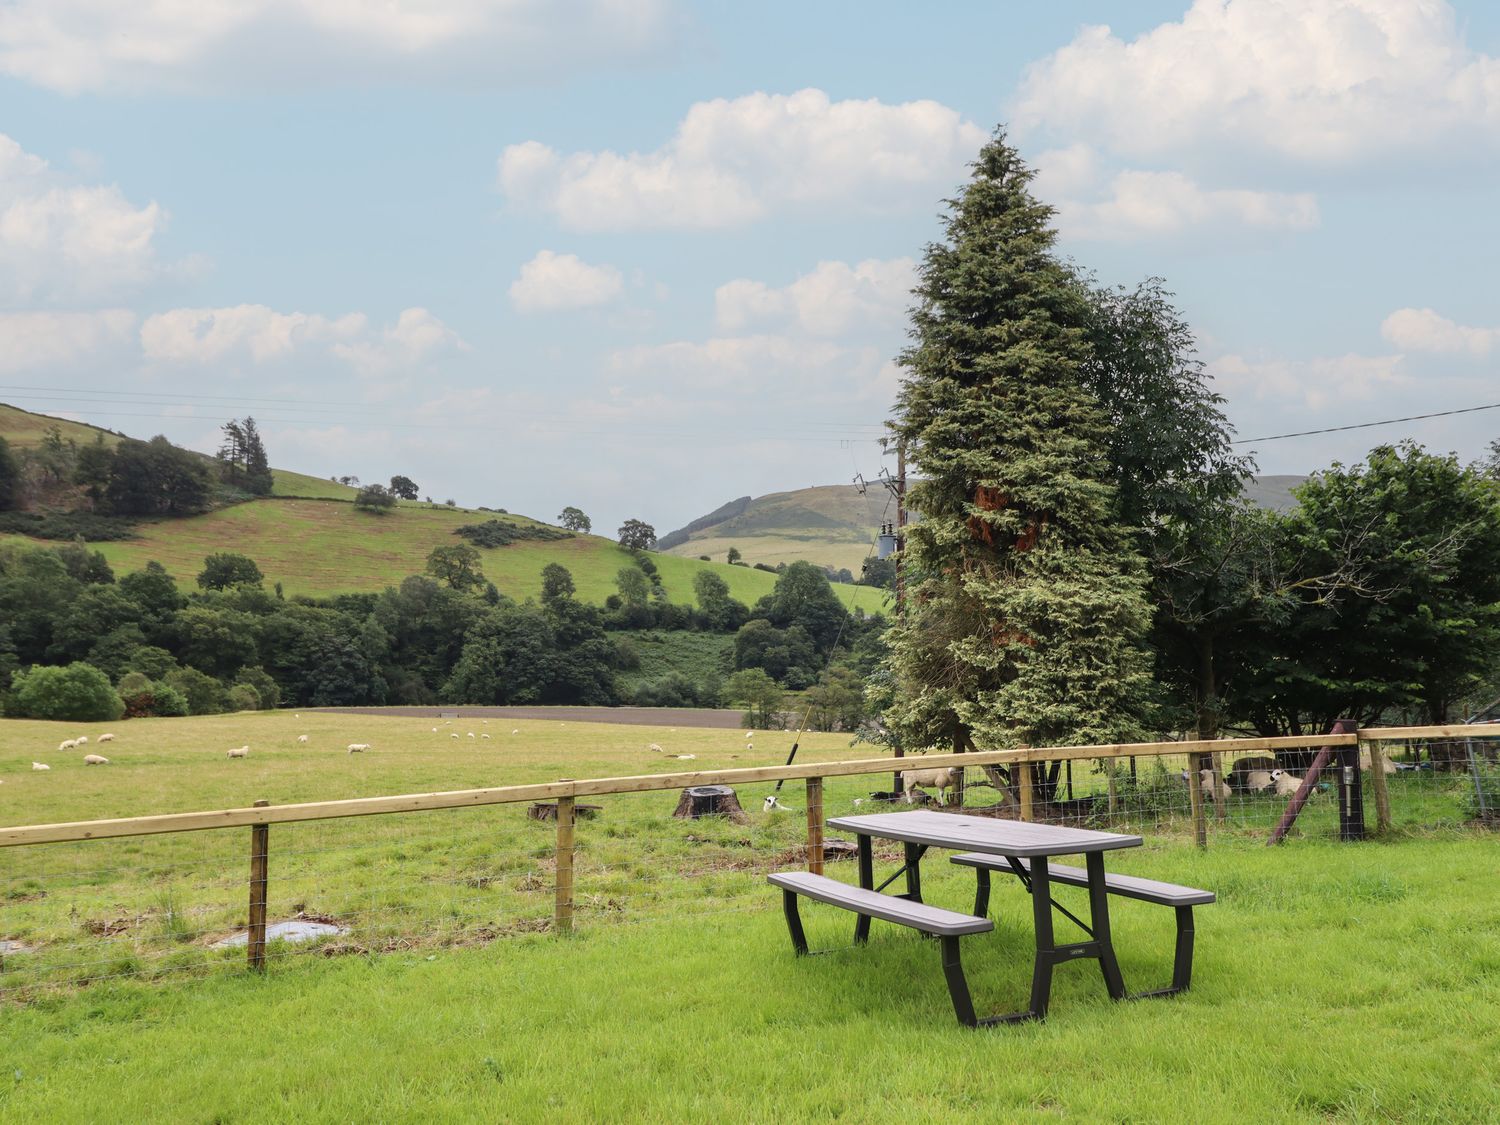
top-left (2, 0), bottom-right (1499, 536)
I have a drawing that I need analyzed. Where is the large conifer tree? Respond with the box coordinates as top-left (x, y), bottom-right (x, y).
top-left (885, 131), bottom-right (1152, 751)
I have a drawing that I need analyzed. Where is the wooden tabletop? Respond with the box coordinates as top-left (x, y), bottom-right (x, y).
top-left (825, 810), bottom-right (1142, 857)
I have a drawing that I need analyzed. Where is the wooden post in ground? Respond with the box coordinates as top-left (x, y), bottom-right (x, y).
top-left (1184, 733), bottom-right (1208, 849)
top-left (805, 777), bottom-right (824, 875)
top-left (554, 791), bottom-right (576, 935)
top-left (1211, 752), bottom-right (1227, 824)
top-left (1365, 738), bottom-right (1392, 835)
top-left (1105, 763), bottom-right (1118, 816)
top-left (248, 799), bottom-right (269, 972)
top-left (1018, 763), bottom-right (1035, 822)
top-left (952, 733), bottom-right (965, 808)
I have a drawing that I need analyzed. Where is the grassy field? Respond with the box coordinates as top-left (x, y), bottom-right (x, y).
top-left (269, 469), bottom-right (358, 500)
top-left (0, 403), bottom-right (122, 449)
top-left (0, 712), bottom-right (1494, 1121)
top-left (14, 497), bottom-right (866, 608)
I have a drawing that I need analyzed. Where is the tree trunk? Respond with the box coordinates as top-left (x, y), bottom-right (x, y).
top-left (672, 786), bottom-right (750, 824)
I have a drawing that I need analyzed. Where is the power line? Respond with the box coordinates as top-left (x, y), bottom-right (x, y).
top-left (1233, 401), bottom-right (1500, 445)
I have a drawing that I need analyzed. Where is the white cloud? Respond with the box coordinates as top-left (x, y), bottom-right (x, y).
top-left (1015, 0), bottom-right (1500, 166)
top-left (1208, 351), bottom-right (1409, 412)
top-left (140, 304), bottom-right (463, 374)
top-left (609, 334), bottom-right (890, 402)
top-left (0, 0), bottom-right (680, 94)
top-left (0, 133), bottom-right (165, 302)
top-left (1048, 165), bottom-right (1320, 241)
top-left (509, 250), bottom-right (624, 313)
top-left (1381, 307), bottom-right (1499, 356)
top-left (715, 258), bottom-right (914, 336)
top-left (499, 88), bottom-right (987, 230)
top-left (0, 308), bottom-right (135, 373)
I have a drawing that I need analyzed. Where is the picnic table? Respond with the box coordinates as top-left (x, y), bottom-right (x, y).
top-left (769, 810), bottom-right (1214, 1026)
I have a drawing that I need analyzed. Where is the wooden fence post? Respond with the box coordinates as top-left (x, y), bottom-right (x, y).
top-left (248, 799), bottom-right (269, 972)
top-left (1365, 737), bottom-right (1393, 835)
top-left (805, 777), bottom-right (824, 875)
top-left (1184, 733), bottom-right (1208, 849)
top-left (1018, 762), bottom-right (1035, 822)
top-left (554, 790), bottom-right (575, 935)
top-left (1105, 763), bottom-right (1118, 816)
top-left (952, 733), bottom-right (965, 808)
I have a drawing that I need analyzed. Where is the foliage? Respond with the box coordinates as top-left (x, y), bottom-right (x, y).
top-left (226, 683), bottom-right (261, 711)
top-left (454, 519), bottom-right (572, 548)
top-left (196, 552), bottom-right (264, 591)
top-left (7, 661), bottom-right (123, 721)
top-left (540, 562), bottom-right (576, 604)
top-left (725, 667), bottom-right (784, 728)
top-left (884, 129), bottom-right (1153, 751)
top-left (0, 434), bottom-right (17, 511)
top-left (389, 475), bottom-right (420, 500)
top-left (0, 509), bottom-right (138, 541)
top-left (750, 560), bottom-right (848, 654)
top-left (692, 569), bottom-right (749, 632)
top-left (216, 418), bottom-right (274, 496)
top-left (105, 436), bottom-right (214, 516)
top-left (726, 546), bottom-right (742, 565)
top-left (558, 506), bottom-right (592, 533)
top-left (734, 619), bottom-right (820, 689)
top-left (425, 544), bottom-right (485, 591)
top-left (443, 602), bottom-right (618, 705)
top-left (353, 484), bottom-right (397, 514)
top-left (617, 519), bottom-right (656, 550)
top-left (164, 665), bottom-right (227, 715)
top-left (801, 665), bottom-right (868, 732)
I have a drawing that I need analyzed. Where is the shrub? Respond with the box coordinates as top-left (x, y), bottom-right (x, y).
top-left (226, 683), bottom-right (261, 712)
top-left (150, 684), bottom-right (190, 717)
top-left (7, 662), bottom-right (124, 722)
top-left (454, 520), bottom-right (572, 549)
top-left (0, 511), bottom-right (138, 541)
top-left (164, 666), bottom-right (226, 715)
top-left (353, 484), bottom-right (397, 514)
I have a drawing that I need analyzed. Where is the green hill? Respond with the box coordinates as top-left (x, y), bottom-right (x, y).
top-left (0, 404), bottom-right (871, 609)
top-left (662, 475), bottom-right (1309, 571)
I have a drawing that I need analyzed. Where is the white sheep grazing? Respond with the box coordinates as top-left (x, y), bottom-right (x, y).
top-left (32, 762), bottom-right (50, 771)
top-left (227, 747), bottom-right (249, 759)
top-left (450, 733), bottom-right (460, 740)
top-left (745, 731), bottom-right (753, 738)
top-left (76, 735), bottom-right (88, 745)
top-left (1359, 749), bottom-right (1399, 775)
top-left (481, 733), bottom-right (491, 739)
top-left (347, 743), bottom-right (371, 753)
top-left (297, 734), bottom-right (309, 744)
top-left (903, 767), bottom-right (959, 806)
top-left (83, 754), bottom-right (109, 765)
top-left (746, 742), bottom-right (753, 752)
top-left (97, 733), bottom-right (115, 743)
top-left (1199, 768), bottom-right (1231, 804)
top-left (648, 743), bottom-right (664, 753)
top-left (511, 729), bottom-right (519, 735)
top-left (1271, 769), bottom-right (1303, 796)
top-left (431, 727), bottom-right (438, 733)
top-left (674, 754), bottom-right (697, 761)
top-left (58, 739), bottom-right (78, 752)
top-left (467, 732), bottom-right (476, 739)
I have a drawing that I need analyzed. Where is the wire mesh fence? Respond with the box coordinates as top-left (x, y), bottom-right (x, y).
top-left (1, 728), bottom-right (1495, 1002)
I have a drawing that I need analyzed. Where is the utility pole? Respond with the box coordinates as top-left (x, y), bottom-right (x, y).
top-left (892, 442), bottom-right (907, 796)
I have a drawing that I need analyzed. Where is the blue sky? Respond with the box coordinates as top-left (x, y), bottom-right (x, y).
top-left (3, 0), bottom-right (1498, 535)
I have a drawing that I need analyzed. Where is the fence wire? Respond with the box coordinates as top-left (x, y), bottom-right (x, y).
top-left (1, 735), bottom-right (1495, 1001)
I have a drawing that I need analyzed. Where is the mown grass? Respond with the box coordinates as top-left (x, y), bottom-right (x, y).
top-left (0, 714), bottom-right (1495, 1120)
top-left (7, 498), bottom-right (864, 607)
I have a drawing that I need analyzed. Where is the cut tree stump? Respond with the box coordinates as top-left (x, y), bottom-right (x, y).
top-left (672, 785), bottom-right (750, 824)
top-left (528, 803), bottom-right (602, 822)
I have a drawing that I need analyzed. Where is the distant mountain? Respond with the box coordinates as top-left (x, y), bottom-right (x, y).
top-left (662, 475), bottom-right (1309, 570)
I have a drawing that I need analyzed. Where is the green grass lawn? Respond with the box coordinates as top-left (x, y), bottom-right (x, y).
top-left (5, 497), bottom-right (869, 608)
top-left (0, 714), bottom-right (1494, 1121)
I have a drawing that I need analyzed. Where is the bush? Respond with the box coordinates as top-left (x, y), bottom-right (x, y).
top-left (353, 484), bottom-right (397, 514)
top-left (149, 684), bottom-right (190, 717)
top-left (226, 683), bottom-right (261, 712)
top-left (454, 520), bottom-right (572, 548)
top-left (165, 666), bottom-right (226, 715)
top-left (0, 511), bottom-right (137, 541)
top-left (7, 662), bottom-right (124, 722)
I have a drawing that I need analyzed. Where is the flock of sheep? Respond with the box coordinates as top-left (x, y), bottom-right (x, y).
top-left (36, 731), bottom-right (116, 770)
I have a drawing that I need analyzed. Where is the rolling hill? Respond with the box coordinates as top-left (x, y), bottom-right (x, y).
top-left (0, 403), bottom-right (870, 609)
top-left (662, 475), bottom-right (1309, 570)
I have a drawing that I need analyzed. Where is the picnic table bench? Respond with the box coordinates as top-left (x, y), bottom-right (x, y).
top-left (768, 811), bottom-right (1215, 1027)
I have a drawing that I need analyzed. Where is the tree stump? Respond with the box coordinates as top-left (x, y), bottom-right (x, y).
top-left (527, 803), bottom-right (601, 822)
top-left (672, 785), bottom-right (750, 824)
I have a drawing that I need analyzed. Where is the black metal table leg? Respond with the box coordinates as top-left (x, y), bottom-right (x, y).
top-left (854, 833), bottom-right (873, 944)
top-left (903, 840), bottom-right (924, 903)
top-left (1086, 851), bottom-right (1127, 1000)
top-left (1027, 856), bottom-right (1056, 1019)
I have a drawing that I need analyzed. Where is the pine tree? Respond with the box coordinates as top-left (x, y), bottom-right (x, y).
top-left (217, 420), bottom-right (245, 483)
top-left (884, 130), bottom-right (1153, 753)
top-left (241, 417), bottom-right (273, 495)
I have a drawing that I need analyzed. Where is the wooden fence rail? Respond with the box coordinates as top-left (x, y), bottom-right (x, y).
top-left (3, 724), bottom-right (1496, 970)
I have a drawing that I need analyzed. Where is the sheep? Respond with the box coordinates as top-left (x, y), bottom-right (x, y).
top-left (97, 733), bottom-right (115, 743)
top-left (763, 795), bottom-right (790, 812)
top-left (1228, 755), bottom-right (1277, 792)
top-left (32, 762), bottom-right (50, 771)
top-left (227, 747), bottom-right (249, 759)
top-left (297, 735), bottom-right (309, 744)
top-left (76, 735), bottom-right (88, 745)
top-left (903, 767), bottom-right (959, 807)
top-left (648, 743), bottom-right (664, 753)
top-left (58, 739), bottom-right (78, 752)
top-left (746, 742), bottom-right (753, 752)
top-left (450, 733), bottom-right (459, 740)
top-left (745, 731), bottom-right (753, 738)
top-left (431, 727), bottom-right (438, 733)
top-left (1199, 768), bottom-right (1231, 805)
top-left (1271, 769), bottom-right (1303, 796)
top-left (511, 729), bottom-right (519, 735)
top-left (83, 754), bottom-right (109, 765)
top-left (1359, 749), bottom-right (1399, 775)
top-left (347, 743), bottom-right (371, 753)
top-left (673, 754), bottom-right (697, 761)
top-left (481, 733), bottom-right (491, 739)
top-left (467, 732), bottom-right (476, 739)
top-left (1242, 770), bottom-right (1275, 794)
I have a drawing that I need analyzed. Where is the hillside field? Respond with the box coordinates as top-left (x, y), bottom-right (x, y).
top-left (0, 711), bottom-right (1494, 1120)
top-left (0, 402), bottom-right (123, 449)
top-left (27, 497), bottom-right (870, 608)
